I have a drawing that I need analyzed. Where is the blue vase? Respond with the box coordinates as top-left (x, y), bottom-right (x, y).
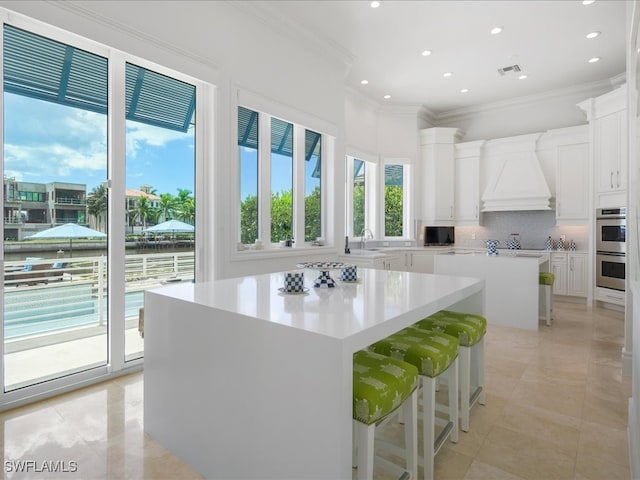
top-left (486, 240), bottom-right (500, 256)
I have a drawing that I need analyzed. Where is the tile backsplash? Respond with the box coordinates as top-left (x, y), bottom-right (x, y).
top-left (455, 211), bottom-right (589, 251)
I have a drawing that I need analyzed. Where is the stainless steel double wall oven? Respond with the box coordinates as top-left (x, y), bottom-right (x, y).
top-left (596, 207), bottom-right (626, 291)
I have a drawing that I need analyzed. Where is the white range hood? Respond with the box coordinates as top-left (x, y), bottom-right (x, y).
top-left (481, 133), bottom-right (552, 212)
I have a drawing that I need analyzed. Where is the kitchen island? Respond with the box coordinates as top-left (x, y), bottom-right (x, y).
top-left (144, 268), bottom-right (484, 479)
top-left (434, 251), bottom-right (549, 331)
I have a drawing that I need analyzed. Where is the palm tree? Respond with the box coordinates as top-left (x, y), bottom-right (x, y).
top-left (158, 193), bottom-right (175, 222)
top-left (130, 195), bottom-right (153, 229)
top-left (87, 183), bottom-right (108, 232)
top-left (174, 188), bottom-right (194, 223)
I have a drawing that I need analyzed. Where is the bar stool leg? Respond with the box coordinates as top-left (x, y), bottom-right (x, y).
top-left (475, 338), bottom-right (486, 405)
top-left (459, 346), bottom-right (471, 432)
top-left (403, 390), bottom-right (418, 479)
top-left (422, 376), bottom-right (436, 480)
top-left (355, 422), bottom-right (375, 480)
top-left (448, 358), bottom-right (459, 443)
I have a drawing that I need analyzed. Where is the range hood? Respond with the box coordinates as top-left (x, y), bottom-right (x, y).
top-left (481, 133), bottom-right (552, 212)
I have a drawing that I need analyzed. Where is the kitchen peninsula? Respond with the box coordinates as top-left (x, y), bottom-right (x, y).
top-left (434, 251), bottom-right (549, 330)
top-left (144, 268), bottom-right (485, 479)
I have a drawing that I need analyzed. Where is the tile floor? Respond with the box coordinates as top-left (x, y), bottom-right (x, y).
top-left (0, 301), bottom-right (631, 479)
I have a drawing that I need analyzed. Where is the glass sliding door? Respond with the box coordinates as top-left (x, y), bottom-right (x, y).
top-left (123, 63), bottom-right (196, 361)
top-left (3, 25), bottom-right (109, 390)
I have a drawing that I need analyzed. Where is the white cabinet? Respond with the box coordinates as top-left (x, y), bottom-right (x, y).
top-left (338, 254), bottom-right (402, 271)
top-left (556, 143), bottom-right (589, 223)
top-left (567, 253), bottom-right (587, 297)
top-left (374, 255), bottom-right (401, 271)
top-left (420, 128), bottom-right (458, 225)
top-left (404, 251), bottom-right (435, 273)
top-left (551, 252), bottom-right (587, 298)
top-left (595, 109), bottom-right (627, 197)
top-left (454, 140), bottom-right (484, 226)
top-left (579, 85), bottom-right (627, 209)
top-left (551, 253), bottom-right (568, 296)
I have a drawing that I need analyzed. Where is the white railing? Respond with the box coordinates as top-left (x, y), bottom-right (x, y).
top-left (3, 251), bottom-right (194, 341)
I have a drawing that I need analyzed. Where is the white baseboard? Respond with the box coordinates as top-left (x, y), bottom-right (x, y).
top-left (629, 399), bottom-right (639, 480)
top-left (622, 347), bottom-right (633, 377)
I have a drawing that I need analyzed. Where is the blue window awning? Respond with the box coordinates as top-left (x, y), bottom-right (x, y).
top-left (3, 25), bottom-right (195, 133)
top-left (238, 106), bottom-right (322, 163)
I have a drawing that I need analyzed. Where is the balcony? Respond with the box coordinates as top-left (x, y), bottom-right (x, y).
top-left (3, 251), bottom-right (194, 390)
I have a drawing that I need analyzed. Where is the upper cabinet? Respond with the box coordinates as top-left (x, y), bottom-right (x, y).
top-left (556, 143), bottom-right (589, 223)
top-left (578, 84), bottom-right (627, 209)
top-left (420, 128), bottom-right (458, 225)
top-left (454, 140), bottom-right (484, 226)
top-left (538, 125), bottom-right (590, 225)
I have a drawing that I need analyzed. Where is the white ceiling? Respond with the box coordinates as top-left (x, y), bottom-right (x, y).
top-left (260, 0), bottom-right (627, 115)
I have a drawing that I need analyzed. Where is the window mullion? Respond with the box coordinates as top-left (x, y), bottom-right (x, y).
top-left (258, 114), bottom-right (271, 244)
top-left (293, 126), bottom-right (305, 245)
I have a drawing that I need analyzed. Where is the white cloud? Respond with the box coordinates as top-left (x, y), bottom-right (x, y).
top-left (126, 122), bottom-right (191, 159)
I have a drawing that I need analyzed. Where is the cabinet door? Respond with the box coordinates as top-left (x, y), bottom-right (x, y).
top-left (595, 111), bottom-right (623, 193)
top-left (409, 253), bottom-right (435, 273)
top-left (551, 254), bottom-right (567, 295)
top-left (385, 255), bottom-right (402, 271)
top-left (433, 144), bottom-right (455, 221)
top-left (455, 156), bottom-right (480, 225)
top-left (567, 253), bottom-right (587, 297)
top-left (556, 144), bottom-right (588, 222)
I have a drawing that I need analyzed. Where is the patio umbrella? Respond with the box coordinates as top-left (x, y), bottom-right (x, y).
top-left (27, 223), bottom-right (107, 257)
top-left (143, 219), bottom-right (194, 234)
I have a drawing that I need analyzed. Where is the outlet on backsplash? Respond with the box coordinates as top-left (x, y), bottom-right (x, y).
top-left (471, 232), bottom-right (476, 240)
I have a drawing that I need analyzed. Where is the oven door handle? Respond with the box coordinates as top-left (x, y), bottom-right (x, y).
top-left (596, 251), bottom-right (626, 257)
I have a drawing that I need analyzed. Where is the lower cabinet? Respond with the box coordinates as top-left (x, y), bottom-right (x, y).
top-left (374, 255), bottom-right (401, 271)
top-left (404, 252), bottom-right (435, 273)
top-left (551, 252), bottom-right (587, 297)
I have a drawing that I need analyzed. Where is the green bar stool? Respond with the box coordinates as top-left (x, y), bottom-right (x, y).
top-left (369, 326), bottom-right (459, 480)
top-left (415, 310), bottom-right (486, 432)
top-left (353, 349), bottom-right (419, 480)
top-left (539, 271), bottom-right (555, 326)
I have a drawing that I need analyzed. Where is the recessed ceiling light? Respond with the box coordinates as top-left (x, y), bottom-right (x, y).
top-left (518, 74), bottom-right (528, 80)
top-left (421, 50), bottom-right (432, 57)
top-left (443, 72), bottom-right (453, 78)
top-left (490, 26), bottom-right (503, 35)
top-left (586, 31), bottom-right (601, 39)
top-left (460, 88), bottom-right (469, 93)
top-left (582, 0), bottom-right (595, 5)
top-left (361, 79), bottom-right (369, 85)
top-left (588, 57), bottom-right (600, 63)
top-left (383, 94), bottom-right (391, 99)
top-left (370, 1), bottom-right (380, 8)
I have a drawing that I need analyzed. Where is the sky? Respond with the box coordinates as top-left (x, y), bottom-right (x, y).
top-left (3, 93), bottom-right (195, 196)
top-left (4, 92), bottom-right (319, 203)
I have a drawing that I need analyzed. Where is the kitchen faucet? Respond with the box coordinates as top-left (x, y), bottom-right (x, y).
top-left (360, 228), bottom-right (374, 250)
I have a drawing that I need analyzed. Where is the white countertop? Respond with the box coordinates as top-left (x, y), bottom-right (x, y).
top-left (148, 268), bottom-right (484, 342)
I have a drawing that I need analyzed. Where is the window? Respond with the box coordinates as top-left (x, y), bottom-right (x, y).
top-left (384, 164), bottom-right (405, 237)
top-left (1, 21), bottom-right (205, 401)
top-left (238, 106), bottom-right (324, 248)
top-left (352, 159), bottom-right (366, 236)
top-left (304, 129), bottom-right (322, 242)
top-left (270, 117), bottom-right (293, 243)
top-left (345, 155), bottom-right (376, 238)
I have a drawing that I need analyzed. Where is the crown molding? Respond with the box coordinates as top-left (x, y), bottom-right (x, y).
top-left (39, 0), bottom-right (221, 77)
top-left (435, 76), bottom-right (623, 124)
top-left (230, 1), bottom-right (354, 78)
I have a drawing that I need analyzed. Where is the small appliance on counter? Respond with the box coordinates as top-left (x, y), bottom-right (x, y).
top-left (424, 226), bottom-right (455, 246)
top-left (506, 233), bottom-right (521, 250)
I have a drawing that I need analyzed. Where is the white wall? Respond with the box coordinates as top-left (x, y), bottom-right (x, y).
top-left (0, 0), bottom-right (347, 280)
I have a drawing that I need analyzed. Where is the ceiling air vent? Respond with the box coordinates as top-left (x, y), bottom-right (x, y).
top-left (497, 64), bottom-right (522, 76)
